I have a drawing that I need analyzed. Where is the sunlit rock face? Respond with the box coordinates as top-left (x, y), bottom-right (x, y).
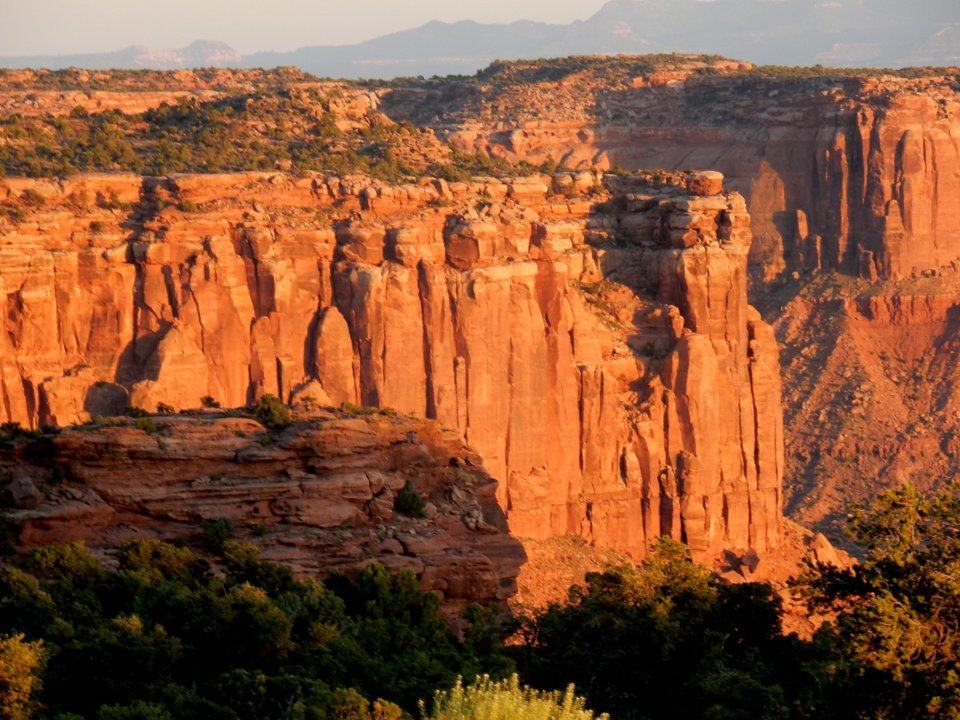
top-left (0, 408), bottom-right (526, 620)
top-left (0, 170), bottom-right (782, 560)
top-left (385, 66), bottom-right (960, 283)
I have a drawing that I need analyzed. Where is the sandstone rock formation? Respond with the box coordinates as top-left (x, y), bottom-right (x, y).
top-left (0, 170), bottom-right (783, 561)
top-left (385, 63), bottom-right (960, 283)
top-left (764, 271), bottom-right (960, 532)
top-left (1, 409), bottom-right (525, 618)
top-left (379, 60), bottom-right (960, 535)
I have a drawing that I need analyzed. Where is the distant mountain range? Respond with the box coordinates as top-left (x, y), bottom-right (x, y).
top-left (2, 0), bottom-right (958, 77)
top-left (0, 40), bottom-right (242, 72)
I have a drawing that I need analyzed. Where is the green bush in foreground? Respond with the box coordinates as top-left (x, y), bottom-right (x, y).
top-left (421, 675), bottom-right (605, 720)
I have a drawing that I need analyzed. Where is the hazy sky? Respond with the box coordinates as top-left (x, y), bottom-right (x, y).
top-left (0, 0), bottom-right (609, 55)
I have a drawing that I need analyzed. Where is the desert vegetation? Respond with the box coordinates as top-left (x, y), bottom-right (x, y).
top-left (2, 483), bottom-right (958, 719)
top-left (0, 82), bottom-right (551, 181)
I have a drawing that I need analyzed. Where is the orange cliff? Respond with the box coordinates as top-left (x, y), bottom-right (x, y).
top-left (384, 66), bottom-right (960, 282)
top-left (0, 170), bottom-right (782, 564)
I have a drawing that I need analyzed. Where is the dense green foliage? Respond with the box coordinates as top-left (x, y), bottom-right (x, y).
top-left (514, 538), bottom-right (833, 720)
top-left (795, 483), bottom-right (960, 719)
top-left (0, 540), bottom-right (510, 719)
top-left (512, 486), bottom-right (960, 720)
top-left (421, 675), bottom-right (605, 720)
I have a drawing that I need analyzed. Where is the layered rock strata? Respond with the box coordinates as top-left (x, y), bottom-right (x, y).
top-left (1, 409), bottom-right (525, 618)
top-left (385, 67), bottom-right (960, 282)
top-left (0, 170), bottom-right (782, 560)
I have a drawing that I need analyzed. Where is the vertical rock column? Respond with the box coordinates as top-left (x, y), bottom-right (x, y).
top-left (651, 185), bottom-right (782, 554)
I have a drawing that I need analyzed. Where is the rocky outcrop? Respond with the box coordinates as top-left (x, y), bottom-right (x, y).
top-left (0, 170), bottom-right (783, 561)
top-left (384, 66), bottom-right (960, 282)
top-left (1, 409), bottom-right (525, 618)
top-left (0, 67), bottom-right (317, 116)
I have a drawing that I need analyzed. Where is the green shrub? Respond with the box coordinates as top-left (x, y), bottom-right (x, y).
top-left (253, 394), bottom-right (290, 430)
top-left (155, 402), bottom-right (175, 415)
top-left (178, 200), bottom-right (198, 213)
top-left (18, 189), bottom-right (44, 207)
top-left (89, 220), bottom-right (107, 234)
top-left (340, 402), bottom-right (378, 416)
top-left (200, 396), bottom-right (220, 409)
top-left (0, 423), bottom-right (41, 442)
top-left (96, 189), bottom-right (126, 210)
top-left (93, 415), bottom-right (129, 428)
top-left (422, 674), bottom-right (604, 720)
top-left (201, 518), bottom-right (234, 552)
top-left (0, 203), bottom-right (26, 223)
top-left (134, 417), bottom-right (158, 434)
top-left (328, 687), bottom-right (403, 720)
top-left (394, 482), bottom-right (426, 518)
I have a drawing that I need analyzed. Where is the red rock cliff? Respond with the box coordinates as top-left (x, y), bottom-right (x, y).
top-left (0, 170), bottom-right (782, 560)
top-left (385, 66), bottom-right (960, 282)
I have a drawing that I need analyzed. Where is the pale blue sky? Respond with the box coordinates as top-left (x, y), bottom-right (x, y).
top-left (0, 0), bottom-right (609, 55)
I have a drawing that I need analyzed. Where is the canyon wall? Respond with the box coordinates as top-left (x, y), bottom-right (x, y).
top-left (769, 273), bottom-right (960, 532)
top-left (0, 170), bottom-right (782, 561)
top-left (387, 68), bottom-right (960, 282)
top-left (380, 62), bottom-right (960, 532)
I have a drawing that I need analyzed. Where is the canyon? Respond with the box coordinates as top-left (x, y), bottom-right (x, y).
top-left (387, 59), bottom-right (960, 284)
top-left (383, 58), bottom-right (960, 531)
top-left (0, 169), bottom-right (783, 572)
top-left (3, 56), bottom-right (959, 599)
